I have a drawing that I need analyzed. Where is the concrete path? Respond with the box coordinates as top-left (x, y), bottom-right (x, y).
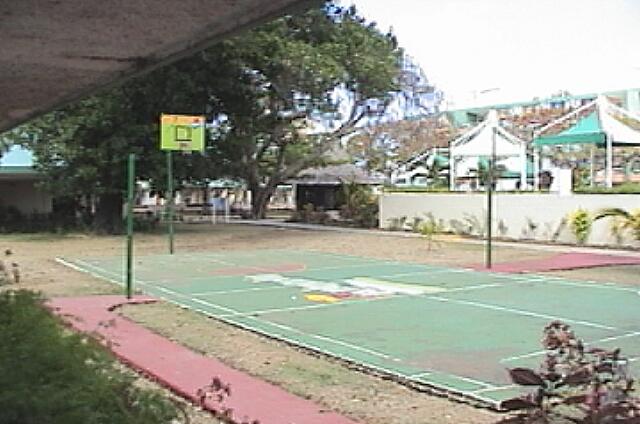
top-left (48, 295), bottom-right (358, 424)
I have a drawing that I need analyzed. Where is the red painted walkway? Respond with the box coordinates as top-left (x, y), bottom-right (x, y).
top-left (48, 295), bottom-right (358, 424)
top-left (470, 252), bottom-right (640, 273)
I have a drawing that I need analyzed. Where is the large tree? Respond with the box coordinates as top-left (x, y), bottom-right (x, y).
top-left (207, 4), bottom-right (405, 217)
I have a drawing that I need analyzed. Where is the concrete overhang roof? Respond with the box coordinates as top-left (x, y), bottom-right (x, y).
top-left (0, 0), bottom-right (316, 133)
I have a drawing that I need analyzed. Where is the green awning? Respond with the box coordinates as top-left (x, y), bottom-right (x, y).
top-left (477, 156), bottom-right (534, 178)
top-left (433, 154), bottom-right (449, 167)
top-left (533, 111), bottom-right (606, 146)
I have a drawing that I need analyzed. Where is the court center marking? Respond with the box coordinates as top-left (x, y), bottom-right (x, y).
top-left (63, 258), bottom-right (405, 364)
top-left (501, 330), bottom-right (640, 363)
top-left (427, 296), bottom-right (617, 331)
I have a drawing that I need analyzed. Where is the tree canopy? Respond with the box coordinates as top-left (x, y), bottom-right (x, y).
top-left (3, 3), bottom-right (433, 231)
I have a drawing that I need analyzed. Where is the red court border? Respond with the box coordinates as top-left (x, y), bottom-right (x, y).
top-left (470, 252), bottom-right (640, 273)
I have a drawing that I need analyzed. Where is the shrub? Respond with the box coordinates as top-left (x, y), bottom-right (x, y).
top-left (290, 203), bottom-right (330, 225)
top-left (387, 216), bottom-right (407, 231)
top-left (339, 182), bottom-right (379, 228)
top-left (415, 214), bottom-right (443, 250)
top-left (0, 290), bottom-right (179, 424)
top-left (502, 321), bottom-right (639, 424)
top-left (568, 208), bottom-right (592, 244)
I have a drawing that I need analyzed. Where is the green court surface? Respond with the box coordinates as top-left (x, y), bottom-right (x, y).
top-left (58, 249), bottom-right (640, 407)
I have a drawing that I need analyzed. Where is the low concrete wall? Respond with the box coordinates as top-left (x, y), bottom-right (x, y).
top-left (379, 192), bottom-right (640, 247)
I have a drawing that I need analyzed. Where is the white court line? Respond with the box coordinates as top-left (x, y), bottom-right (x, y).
top-left (410, 371), bottom-right (432, 378)
top-left (150, 261), bottom-right (398, 283)
top-left (73, 258), bottom-right (155, 287)
top-left (217, 294), bottom-right (404, 318)
top-left (55, 257), bottom-right (125, 287)
top-left (341, 268), bottom-right (465, 280)
top-left (427, 296), bottom-right (617, 331)
top-left (512, 275), bottom-right (639, 293)
top-left (408, 371), bottom-right (496, 389)
top-left (501, 330), bottom-right (640, 363)
top-left (191, 286), bottom-right (289, 296)
top-left (472, 384), bottom-right (518, 394)
top-left (444, 283), bottom-right (504, 293)
top-left (189, 297), bottom-right (243, 315)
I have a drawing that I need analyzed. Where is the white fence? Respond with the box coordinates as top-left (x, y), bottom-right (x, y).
top-left (379, 192), bottom-right (640, 247)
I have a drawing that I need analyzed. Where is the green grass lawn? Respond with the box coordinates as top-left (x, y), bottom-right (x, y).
top-left (0, 290), bottom-right (179, 424)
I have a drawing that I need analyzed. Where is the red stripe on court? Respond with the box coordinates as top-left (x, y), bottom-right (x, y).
top-left (470, 252), bottom-right (640, 273)
top-left (47, 295), bottom-right (357, 424)
top-left (212, 262), bottom-right (306, 275)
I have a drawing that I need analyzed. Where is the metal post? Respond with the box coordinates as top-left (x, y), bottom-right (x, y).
top-left (126, 153), bottom-right (135, 299)
top-left (166, 150), bottom-right (175, 254)
top-left (449, 142), bottom-right (455, 191)
top-left (606, 134), bottom-right (613, 188)
top-left (486, 128), bottom-right (496, 269)
top-left (590, 145), bottom-right (595, 187)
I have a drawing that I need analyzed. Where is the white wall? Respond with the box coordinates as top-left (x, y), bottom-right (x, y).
top-left (0, 180), bottom-right (52, 214)
top-left (380, 192), bottom-right (640, 247)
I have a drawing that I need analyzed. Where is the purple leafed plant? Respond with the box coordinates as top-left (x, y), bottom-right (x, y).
top-left (500, 321), bottom-right (640, 424)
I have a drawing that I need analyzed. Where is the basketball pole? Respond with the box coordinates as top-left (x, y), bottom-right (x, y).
top-left (126, 153), bottom-right (135, 298)
top-left (167, 150), bottom-right (175, 254)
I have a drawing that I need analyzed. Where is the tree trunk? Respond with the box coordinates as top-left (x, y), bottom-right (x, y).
top-left (93, 192), bottom-right (124, 234)
top-left (249, 182), bottom-right (280, 219)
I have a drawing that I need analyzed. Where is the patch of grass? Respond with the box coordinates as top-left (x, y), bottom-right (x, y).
top-left (0, 290), bottom-right (179, 424)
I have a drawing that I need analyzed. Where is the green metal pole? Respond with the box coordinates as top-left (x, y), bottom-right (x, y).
top-left (167, 150), bottom-right (175, 254)
top-left (126, 153), bottom-right (135, 298)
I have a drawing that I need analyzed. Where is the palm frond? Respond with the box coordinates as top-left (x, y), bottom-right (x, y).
top-left (593, 208), bottom-right (631, 221)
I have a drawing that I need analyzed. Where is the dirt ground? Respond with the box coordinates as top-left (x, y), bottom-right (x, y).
top-left (3, 223), bottom-right (638, 424)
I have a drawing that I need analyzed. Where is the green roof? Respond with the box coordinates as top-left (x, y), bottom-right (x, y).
top-left (0, 166), bottom-right (37, 174)
top-left (533, 111), bottom-right (606, 146)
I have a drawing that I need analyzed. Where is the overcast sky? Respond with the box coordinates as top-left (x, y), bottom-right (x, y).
top-left (354, 0), bottom-right (640, 109)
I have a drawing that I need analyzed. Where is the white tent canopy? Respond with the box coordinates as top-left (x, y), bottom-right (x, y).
top-left (449, 110), bottom-right (528, 190)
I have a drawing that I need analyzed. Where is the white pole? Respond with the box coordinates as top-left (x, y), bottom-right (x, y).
top-left (225, 195), bottom-right (230, 223)
top-left (449, 145), bottom-right (456, 191)
top-left (520, 143), bottom-right (527, 190)
top-left (590, 145), bottom-right (595, 187)
top-left (606, 134), bottom-right (613, 188)
top-left (533, 148), bottom-right (540, 191)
